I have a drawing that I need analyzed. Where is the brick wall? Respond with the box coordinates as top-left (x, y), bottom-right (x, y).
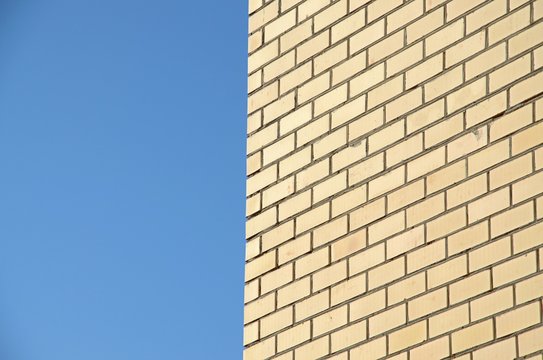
top-left (244, 0), bottom-right (543, 358)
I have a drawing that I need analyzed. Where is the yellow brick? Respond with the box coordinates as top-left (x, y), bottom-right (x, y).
top-left (466, 43), bottom-right (506, 80)
top-left (489, 5), bottom-right (530, 45)
top-left (295, 247), bottom-right (329, 278)
top-left (278, 234), bottom-right (311, 264)
top-left (407, 239), bottom-right (446, 273)
top-left (407, 146), bottom-right (445, 181)
top-left (446, 30), bottom-right (486, 68)
top-left (278, 190), bottom-right (311, 221)
top-left (424, 66), bottom-right (463, 102)
top-left (296, 159), bottom-right (330, 190)
top-left (331, 185), bottom-right (367, 217)
top-left (294, 289), bottom-right (329, 321)
top-left (513, 222), bottom-right (543, 254)
top-left (410, 336), bottom-right (449, 360)
top-left (246, 206), bottom-right (277, 238)
top-left (407, 7), bottom-right (444, 43)
top-left (297, 31), bottom-right (330, 64)
top-left (448, 221), bottom-right (488, 255)
top-left (426, 0), bottom-right (447, 9)
top-left (466, 91), bottom-right (507, 128)
top-left (512, 122), bottom-right (543, 155)
top-left (247, 152), bottom-right (262, 176)
top-left (260, 306), bottom-right (293, 337)
top-left (297, 113), bottom-right (329, 146)
top-left (389, 321), bottom-right (427, 353)
top-left (369, 304), bottom-right (406, 336)
top-left (447, 173), bottom-right (487, 209)
top-left (244, 292), bottom-right (275, 324)
top-left (406, 54), bottom-right (444, 89)
top-left (447, 77), bottom-right (487, 113)
top-left (298, 72), bottom-right (330, 103)
top-left (446, 0), bottom-right (485, 21)
top-left (467, 0), bottom-right (507, 33)
top-left (408, 288), bottom-right (447, 320)
top-left (368, 166), bottom-right (405, 199)
top-left (313, 172), bottom-right (347, 203)
top-left (244, 278), bottom-right (259, 304)
top-left (427, 254), bottom-right (467, 288)
top-left (314, 127), bottom-right (347, 159)
top-left (331, 273), bottom-right (366, 305)
top-left (469, 236), bottom-right (511, 272)
top-left (348, 107), bottom-right (384, 141)
top-left (538, 147), bottom-right (543, 170)
top-left (263, 177), bottom-right (294, 207)
top-left (298, 0), bottom-right (330, 21)
top-left (350, 0), bottom-right (371, 11)
top-left (368, 256), bottom-right (404, 289)
top-left (426, 19), bottom-right (464, 55)
top-left (350, 336), bottom-right (386, 360)
top-left (248, 1), bottom-right (279, 32)
top-left (280, 62), bottom-right (312, 94)
top-left (315, 41), bottom-right (348, 74)
top-left (315, 84), bottom-right (348, 116)
top-left (350, 63), bottom-right (384, 98)
top-left (313, 305), bottom-right (348, 336)
top-left (331, 7), bottom-right (366, 43)
top-left (248, 81), bottom-right (279, 113)
top-left (510, 70), bottom-right (543, 106)
top-left (447, 126), bottom-right (487, 162)
top-left (349, 243), bottom-right (385, 275)
top-left (387, 0), bottom-right (423, 33)
top-left (450, 270), bottom-right (491, 305)
top-left (368, 31), bottom-right (404, 66)
top-left (313, 216), bottom-right (348, 248)
top-left (508, 21), bottom-right (543, 57)
top-left (406, 99), bottom-right (445, 134)
top-left (262, 220), bottom-right (294, 251)
top-left (331, 229), bottom-right (367, 261)
top-left (277, 321), bottom-right (310, 352)
top-left (279, 148), bottom-right (311, 179)
top-left (386, 42), bottom-right (424, 77)
top-left (277, 277), bottom-right (310, 307)
top-left (428, 207), bottom-right (467, 242)
top-left (451, 319), bottom-right (493, 353)
top-left (468, 187), bottom-right (510, 223)
top-left (387, 180), bottom-right (424, 213)
top-left (264, 9), bottom-right (296, 43)
top-left (261, 263), bottom-right (293, 294)
top-left (430, 303), bottom-right (469, 337)
top-left (513, 171), bottom-right (543, 204)
top-left (387, 225), bottom-right (424, 259)
top-left (280, 0), bottom-right (303, 11)
top-left (349, 289), bottom-right (386, 321)
top-left (472, 337), bottom-right (517, 360)
top-left (314, 0), bottom-right (347, 32)
top-left (407, 193), bottom-right (445, 227)
top-left (248, 40), bottom-right (279, 74)
top-left (471, 287), bottom-right (513, 321)
top-left (280, 20), bottom-right (312, 53)
top-left (386, 88), bottom-right (423, 123)
top-left (243, 321), bottom-right (258, 346)
top-left (248, 0), bottom-right (262, 14)
top-left (349, 198), bottom-right (386, 230)
top-left (245, 237), bottom-right (260, 262)
top-left (368, 211), bottom-right (405, 244)
top-left (425, 113), bottom-right (463, 148)
top-left (296, 202), bottom-right (330, 235)
top-left (332, 51), bottom-right (367, 85)
top-left (348, 152), bottom-right (385, 186)
top-left (368, 0), bottom-right (402, 22)
top-left (490, 103), bottom-right (532, 142)
top-left (349, 19), bottom-right (385, 54)
top-left (244, 337), bottom-right (275, 360)
top-left (331, 320), bottom-right (367, 352)
top-left (247, 111), bottom-right (261, 134)
top-left (491, 202), bottom-right (534, 237)
top-left (294, 336), bottom-right (329, 359)
top-left (387, 272), bottom-right (426, 305)
top-left (263, 93), bottom-right (296, 125)
top-left (331, 140), bottom-right (367, 171)
top-left (248, 70), bottom-right (262, 93)
top-left (518, 326), bottom-right (543, 357)
top-left (368, 119), bottom-right (404, 154)
top-left (496, 302), bottom-right (540, 337)
top-left (490, 54), bottom-right (531, 92)
top-left (493, 251), bottom-right (537, 287)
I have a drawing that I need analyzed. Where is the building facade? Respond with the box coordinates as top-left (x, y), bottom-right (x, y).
top-left (245, 0), bottom-right (543, 358)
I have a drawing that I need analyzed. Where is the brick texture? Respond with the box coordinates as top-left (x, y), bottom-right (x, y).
top-left (244, 0), bottom-right (543, 358)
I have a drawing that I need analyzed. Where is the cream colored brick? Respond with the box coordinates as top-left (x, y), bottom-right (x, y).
top-left (244, 337), bottom-right (275, 360)
top-left (491, 202), bottom-right (534, 237)
top-left (297, 159), bottom-right (330, 189)
top-left (315, 42), bottom-right (348, 74)
top-left (473, 338), bottom-right (517, 360)
top-left (247, 111), bottom-right (261, 134)
top-left (277, 321), bottom-right (310, 352)
top-left (331, 229), bottom-right (366, 261)
top-left (279, 148), bottom-right (311, 179)
top-left (387, 225), bottom-right (425, 259)
top-left (369, 304), bottom-right (406, 336)
top-left (294, 336), bottom-right (329, 359)
top-left (407, 99), bottom-right (445, 133)
top-left (513, 221), bottom-right (543, 254)
top-left (424, 66), bottom-right (463, 102)
top-left (470, 236), bottom-right (511, 272)
top-left (348, 152), bottom-right (384, 186)
top-left (426, 19), bottom-right (464, 55)
top-left (248, 70), bottom-right (262, 93)
top-left (386, 88), bottom-right (423, 123)
top-left (246, 206), bottom-right (277, 238)
top-left (263, 93), bottom-right (295, 125)
top-left (407, 193), bottom-right (445, 227)
top-left (466, 91), bottom-right (507, 128)
top-left (451, 319), bottom-right (493, 353)
top-left (517, 272), bottom-right (543, 305)
top-left (349, 243), bottom-right (385, 275)
top-left (368, 119), bottom-right (404, 154)
top-left (408, 288), bottom-right (447, 320)
top-left (387, 180), bottom-right (424, 213)
top-left (512, 122), bottom-right (543, 156)
top-left (428, 207), bottom-right (467, 241)
top-left (296, 202), bottom-right (330, 234)
top-left (387, 0), bottom-right (423, 33)
top-left (296, 247), bottom-right (329, 278)
top-left (297, 114), bottom-right (329, 146)
top-left (368, 166), bottom-right (405, 199)
top-left (368, 0), bottom-right (402, 22)
top-left (536, 45), bottom-right (543, 69)
top-left (314, 0), bottom-right (347, 32)
top-left (407, 7), bottom-right (444, 43)
top-left (313, 216), bottom-right (348, 247)
top-left (249, 1), bottom-right (279, 33)
top-left (331, 320), bottom-right (367, 352)
top-left (314, 127), bottom-right (347, 159)
top-left (448, 220), bottom-right (488, 255)
top-left (489, 5), bottom-right (530, 45)
top-left (244, 292), bottom-right (275, 324)
top-left (388, 273), bottom-right (426, 306)
top-left (425, 114), bottom-right (464, 148)
top-left (493, 251), bottom-right (537, 287)
top-left (332, 51), bottom-right (367, 85)
top-left (280, 62), bottom-right (311, 94)
top-left (490, 103), bottom-right (532, 142)
top-left (279, 104), bottom-right (311, 137)
top-left (350, 336), bottom-right (386, 360)
top-left (331, 140), bottom-right (367, 171)
top-left (248, 40), bottom-right (279, 74)
top-left (407, 146), bottom-right (445, 181)
top-left (446, 0), bottom-right (485, 21)
top-left (349, 289), bottom-right (386, 321)
top-left (331, 94), bottom-right (367, 130)
top-left (244, 278), bottom-right (259, 304)
top-left (350, 63), bottom-right (385, 97)
top-left (331, 185), bottom-right (367, 217)
top-left (509, 69), bottom-right (543, 107)
top-left (280, 0), bottom-right (303, 11)
top-left (536, 0), bottom-right (543, 20)
top-left (262, 220), bottom-right (294, 251)
top-left (467, 0), bottom-right (507, 33)
top-left (466, 43), bottom-right (506, 80)
top-left (315, 84), bottom-right (348, 116)
top-left (387, 42), bottom-right (423, 77)
top-left (369, 211), bottom-right (405, 245)
top-left (314, 172), bottom-right (347, 203)
top-left (295, 290), bottom-right (329, 321)
top-left (468, 188), bottom-right (510, 223)
top-left (446, 30), bottom-right (486, 68)
top-left (410, 336), bottom-right (449, 360)
top-left (407, 239), bottom-right (446, 273)
top-left (248, 81), bottom-right (279, 114)
top-left (263, 177), bottom-right (294, 207)
top-left (406, 54), bottom-right (444, 89)
top-left (368, 256), bottom-right (404, 289)
top-left (518, 326), bottom-right (543, 357)
top-left (244, 322), bottom-right (258, 346)
top-left (389, 321), bottom-right (427, 353)
top-left (248, 0), bottom-right (262, 14)
top-left (298, 0), bottom-right (330, 21)
top-left (260, 306), bottom-right (293, 337)
top-left (447, 77), bottom-right (487, 113)
top-left (261, 261), bottom-right (292, 294)
top-left (264, 9), bottom-right (296, 42)
top-left (277, 277), bottom-right (310, 307)
top-left (447, 126), bottom-right (487, 162)
top-left (297, 31), bottom-right (330, 64)
top-left (331, 273), bottom-right (366, 305)
top-left (247, 152), bottom-right (262, 176)
top-left (513, 171), bottom-right (543, 204)
top-left (430, 304), bottom-right (469, 337)
top-left (426, 0), bottom-right (447, 9)
top-left (450, 270), bottom-right (491, 305)
top-left (245, 238), bottom-right (260, 262)
top-left (278, 190), bottom-right (311, 221)
top-left (368, 32), bottom-right (404, 66)
top-left (508, 21), bottom-right (543, 57)
top-left (496, 302), bottom-right (540, 337)
top-left (278, 234), bottom-right (311, 264)
top-left (280, 20), bottom-right (312, 53)
top-left (246, 250), bottom-right (276, 284)
top-left (313, 305), bottom-right (348, 336)
top-left (538, 147), bottom-right (543, 170)
top-left (349, 19), bottom-right (385, 54)
top-left (427, 254), bottom-right (467, 288)
top-left (490, 54), bottom-right (531, 92)
top-left (331, 7), bottom-right (366, 43)
top-left (348, 106), bottom-right (384, 140)
top-left (471, 287), bottom-right (513, 321)
top-left (298, 72), bottom-right (330, 103)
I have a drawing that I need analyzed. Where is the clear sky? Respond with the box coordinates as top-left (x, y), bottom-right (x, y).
top-left (0, 1), bottom-right (247, 359)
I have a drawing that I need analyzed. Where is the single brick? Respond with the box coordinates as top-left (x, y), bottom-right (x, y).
top-left (427, 254), bottom-right (467, 288)
top-left (408, 287), bottom-right (447, 320)
top-left (424, 66), bottom-right (463, 102)
top-left (260, 306), bottom-right (293, 337)
top-left (263, 92), bottom-right (296, 125)
top-left (368, 211), bottom-right (405, 245)
top-left (331, 320), bottom-right (367, 352)
top-left (465, 43), bottom-right (506, 80)
top-left (466, 91), bottom-right (507, 129)
top-left (280, 62), bottom-right (312, 94)
top-left (314, 127), bottom-right (347, 159)
top-left (278, 233), bottom-right (311, 264)
top-left (467, 187), bottom-right (510, 223)
top-left (349, 19), bottom-right (385, 54)
top-left (294, 336), bottom-right (329, 359)
top-left (512, 122), bottom-right (543, 156)
top-left (277, 321), bottom-right (310, 352)
top-left (367, 75), bottom-right (403, 109)
top-left (518, 326), bottom-right (543, 357)
top-left (447, 173), bottom-right (487, 209)
top-left (297, 31), bottom-right (330, 64)
top-left (425, 113), bottom-right (463, 148)
top-left (489, 54), bottom-right (531, 92)
top-left (296, 159), bottom-right (330, 190)
top-left (280, 20), bottom-right (312, 53)
top-left (313, 305), bottom-right (348, 336)
top-left (407, 193), bottom-right (445, 227)
top-left (368, 119), bottom-right (404, 154)
top-left (490, 202), bottom-right (534, 237)
top-left (469, 236), bottom-right (511, 272)
top-left (387, 180), bottom-right (425, 213)
top-left (466, 0), bottom-right (507, 34)
top-left (492, 251), bottom-right (537, 287)
top-left (368, 166), bottom-right (405, 199)
top-left (407, 239), bottom-right (446, 273)
top-left (298, 72), bottom-right (330, 103)
top-left (350, 197), bottom-right (386, 230)
top-left (427, 206), bottom-right (467, 241)
top-left (278, 190), bottom-right (311, 221)
top-left (262, 220), bottom-right (294, 251)
top-left (509, 71), bottom-right (543, 107)
top-left (472, 338), bottom-right (516, 360)
top-left (348, 107), bottom-right (384, 141)
top-left (313, 171), bottom-right (347, 203)
top-left (429, 303), bottom-right (469, 337)
top-left (296, 202), bottom-right (330, 234)
top-left (425, 19), bottom-right (464, 55)
top-left (407, 7), bottom-right (444, 43)
top-left (331, 7), bottom-right (366, 43)
top-left (446, 30), bottom-right (486, 68)
top-left (447, 77), bottom-right (487, 113)
top-left (348, 153), bottom-right (385, 186)
top-left (332, 141), bottom-right (367, 171)
top-left (449, 270), bottom-right (491, 304)
top-left (513, 221), bottom-right (543, 254)
top-left (490, 103), bottom-right (532, 143)
top-left (448, 220), bottom-right (489, 255)
top-left (279, 147), bottom-right (311, 178)
top-left (246, 206), bottom-right (277, 238)
top-left (447, 126), bottom-right (488, 162)
top-left (331, 94), bottom-right (367, 129)
top-left (470, 287), bottom-right (513, 321)
top-left (368, 256), bottom-right (405, 289)
top-left (332, 51), bottom-right (367, 85)
top-left (331, 229), bottom-right (367, 261)
top-left (406, 54), bottom-right (444, 89)
top-left (387, 134), bottom-right (424, 167)
top-left (331, 185), bottom-right (367, 217)
top-left (294, 290), bottom-right (329, 321)
top-left (295, 247), bottom-right (329, 278)
top-left (388, 272), bottom-right (426, 305)
top-left (387, 42), bottom-right (423, 77)
top-left (369, 304), bottom-right (406, 336)
top-left (406, 99), bottom-right (445, 134)
top-left (349, 289), bottom-right (386, 321)
top-left (331, 273), bottom-right (366, 305)
top-left (496, 302), bottom-right (541, 337)
top-left (512, 171), bottom-right (543, 204)
top-left (313, 216), bottom-right (348, 247)
top-left (388, 321), bottom-right (427, 353)
top-left (263, 176), bottom-right (295, 207)
top-left (349, 243), bottom-right (385, 275)
top-left (387, 225), bottom-right (425, 259)
top-left (350, 63), bottom-right (385, 97)
top-left (297, 113), bottom-right (329, 146)
top-left (407, 146), bottom-right (445, 181)
top-left (277, 277), bottom-right (310, 307)
top-left (314, 84), bottom-right (348, 116)
top-left (385, 88), bottom-right (423, 123)
top-left (451, 319), bottom-right (493, 354)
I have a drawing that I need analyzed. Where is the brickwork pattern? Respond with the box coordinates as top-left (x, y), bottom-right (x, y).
top-left (244, 0), bottom-right (543, 358)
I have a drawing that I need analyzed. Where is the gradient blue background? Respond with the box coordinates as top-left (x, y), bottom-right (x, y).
top-left (0, 1), bottom-right (247, 359)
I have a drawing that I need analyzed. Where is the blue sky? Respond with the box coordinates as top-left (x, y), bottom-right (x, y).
top-left (0, 1), bottom-right (247, 358)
